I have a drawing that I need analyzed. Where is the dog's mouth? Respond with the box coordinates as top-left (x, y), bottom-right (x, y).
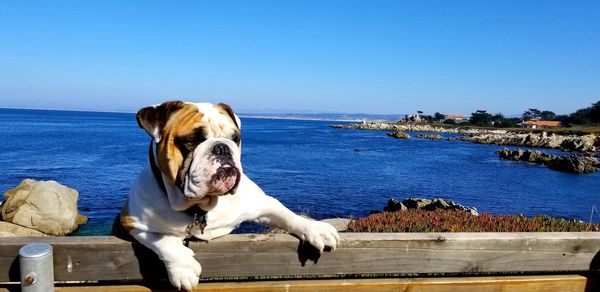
top-left (182, 162), bottom-right (240, 201)
top-left (209, 164), bottom-right (240, 195)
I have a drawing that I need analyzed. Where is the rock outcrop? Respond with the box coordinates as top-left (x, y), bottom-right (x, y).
top-left (332, 121), bottom-right (398, 131)
top-left (383, 197), bottom-right (478, 215)
top-left (416, 134), bottom-right (443, 140)
top-left (496, 148), bottom-right (600, 174)
top-left (332, 121), bottom-right (505, 135)
top-left (387, 131), bottom-right (411, 139)
top-left (1, 179), bottom-right (87, 236)
top-left (333, 121), bottom-right (600, 152)
top-left (465, 132), bottom-right (599, 152)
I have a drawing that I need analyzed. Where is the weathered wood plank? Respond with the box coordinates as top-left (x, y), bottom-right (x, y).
top-left (0, 233), bottom-right (599, 282)
top-left (50, 275), bottom-right (596, 292)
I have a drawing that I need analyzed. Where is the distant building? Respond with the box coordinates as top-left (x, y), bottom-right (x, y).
top-left (445, 114), bottom-right (467, 122)
top-left (517, 119), bottom-right (562, 129)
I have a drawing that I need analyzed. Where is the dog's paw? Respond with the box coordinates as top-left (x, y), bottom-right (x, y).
top-left (299, 220), bottom-right (340, 253)
top-left (165, 256), bottom-right (202, 291)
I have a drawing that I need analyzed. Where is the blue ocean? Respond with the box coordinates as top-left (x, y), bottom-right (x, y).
top-left (1, 108), bottom-right (599, 235)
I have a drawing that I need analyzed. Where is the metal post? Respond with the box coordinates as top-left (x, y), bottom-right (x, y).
top-left (19, 243), bottom-right (54, 292)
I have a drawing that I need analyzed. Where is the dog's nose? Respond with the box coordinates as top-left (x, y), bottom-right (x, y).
top-left (212, 143), bottom-right (232, 158)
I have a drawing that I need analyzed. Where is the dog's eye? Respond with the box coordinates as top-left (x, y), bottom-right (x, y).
top-left (176, 135), bottom-right (205, 150)
top-left (231, 133), bottom-right (241, 144)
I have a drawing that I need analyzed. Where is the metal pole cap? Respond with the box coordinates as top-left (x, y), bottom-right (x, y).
top-left (19, 243), bottom-right (52, 258)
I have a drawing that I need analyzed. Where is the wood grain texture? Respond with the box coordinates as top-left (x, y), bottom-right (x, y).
top-left (49, 275), bottom-right (595, 292)
top-left (1, 233), bottom-right (600, 282)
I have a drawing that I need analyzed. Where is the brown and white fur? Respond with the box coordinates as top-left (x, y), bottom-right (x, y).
top-left (115, 101), bottom-right (339, 290)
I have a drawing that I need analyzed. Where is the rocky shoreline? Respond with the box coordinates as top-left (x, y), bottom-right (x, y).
top-left (332, 121), bottom-right (600, 152)
top-left (463, 132), bottom-right (599, 152)
top-left (331, 121), bottom-right (506, 135)
top-left (496, 148), bottom-right (600, 174)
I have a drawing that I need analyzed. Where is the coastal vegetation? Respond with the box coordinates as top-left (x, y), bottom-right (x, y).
top-left (409, 100), bottom-right (600, 132)
top-left (348, 209), bottom-right (600, 232)
top-left (347, 197), bottom-right (600, 233)
top-left (445, 100), bottom-right (600, 128)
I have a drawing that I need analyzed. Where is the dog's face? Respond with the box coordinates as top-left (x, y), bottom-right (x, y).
top-left (137, 101), bottom-right (242, 210)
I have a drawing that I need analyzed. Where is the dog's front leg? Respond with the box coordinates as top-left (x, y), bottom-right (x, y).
top-left (252, 194), bottom-right (340, 253)
top-left (130, 229), bottom-right (201, 291)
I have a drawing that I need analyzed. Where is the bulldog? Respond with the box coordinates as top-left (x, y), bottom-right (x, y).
top-left (114, 101), bottom-right (339, 290)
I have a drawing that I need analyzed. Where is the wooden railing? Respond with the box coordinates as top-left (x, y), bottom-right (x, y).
top-left (1, 232), bottom-right (600, 291)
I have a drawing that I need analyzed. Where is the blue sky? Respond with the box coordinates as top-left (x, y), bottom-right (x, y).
top-left (0, 1), bottom-right (598, 115)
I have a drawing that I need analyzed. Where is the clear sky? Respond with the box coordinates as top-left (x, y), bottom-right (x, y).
top-left (0, 1), bottom-right (598, 115)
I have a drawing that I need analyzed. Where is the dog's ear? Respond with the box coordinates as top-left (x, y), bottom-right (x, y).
top-left (137, 101), bottom-right (186, 143)
top-left (216, 103), bottom-right (241, 130)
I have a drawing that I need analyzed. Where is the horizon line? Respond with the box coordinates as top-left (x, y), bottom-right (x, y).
top-left (0, 106), bottom-right (403, 122)
top-left (0, 106), bottom-right (414, 117)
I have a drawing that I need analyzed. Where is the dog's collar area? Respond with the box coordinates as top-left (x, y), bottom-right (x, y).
top-left (149, 143), bottom-right (168, 195)
top-left (184, 205), bottom-right (207, 246)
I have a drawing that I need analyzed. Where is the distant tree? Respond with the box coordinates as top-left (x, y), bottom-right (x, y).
top-left (522, 108), bottom-right (542, 121)
top-left (507, 117), bottom-right (521, 127)
top-left (492, 113), bottom-right (505, 127)
top-left (589, 100), bottom-right (600, 123)
top-left (490, 113), bottom-right (519, 128)
top-left (540, 110), bottom-right (556, 121)
top-left (554, 114), bottom-right (570, 122)
top-left (434, 112), bottom-right (446, 121)
top-left (469, 110), bottom-right (493, 127)
top-left (564, 108), bottom-right (592, 126)
top-left (515, 100), bottom-right (599, 126)
top-left (443, 119), bottom-right (456, 125)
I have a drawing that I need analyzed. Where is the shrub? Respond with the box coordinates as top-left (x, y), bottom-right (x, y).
top-left (347, 209), bottom-right (599, 232)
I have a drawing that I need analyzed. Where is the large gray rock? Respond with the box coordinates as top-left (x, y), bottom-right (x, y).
top-left (1, 179), bottom-right (87, 235)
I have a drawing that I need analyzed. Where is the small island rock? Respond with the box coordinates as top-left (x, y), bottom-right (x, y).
top-left (416, 134), bottom-right (443, 140)
top-left (387, 131), bottom-right (411, 139)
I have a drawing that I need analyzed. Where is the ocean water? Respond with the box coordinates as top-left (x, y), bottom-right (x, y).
top-left (1, 108), bottom-right (599, 235)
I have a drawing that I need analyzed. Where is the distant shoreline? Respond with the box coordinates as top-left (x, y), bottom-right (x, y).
top-left (0, 106), bottom-right (136, 114)
top-left (0, 107), bottom-right (384, 123)
top-left (238, 114), bottom-right (361, 122)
